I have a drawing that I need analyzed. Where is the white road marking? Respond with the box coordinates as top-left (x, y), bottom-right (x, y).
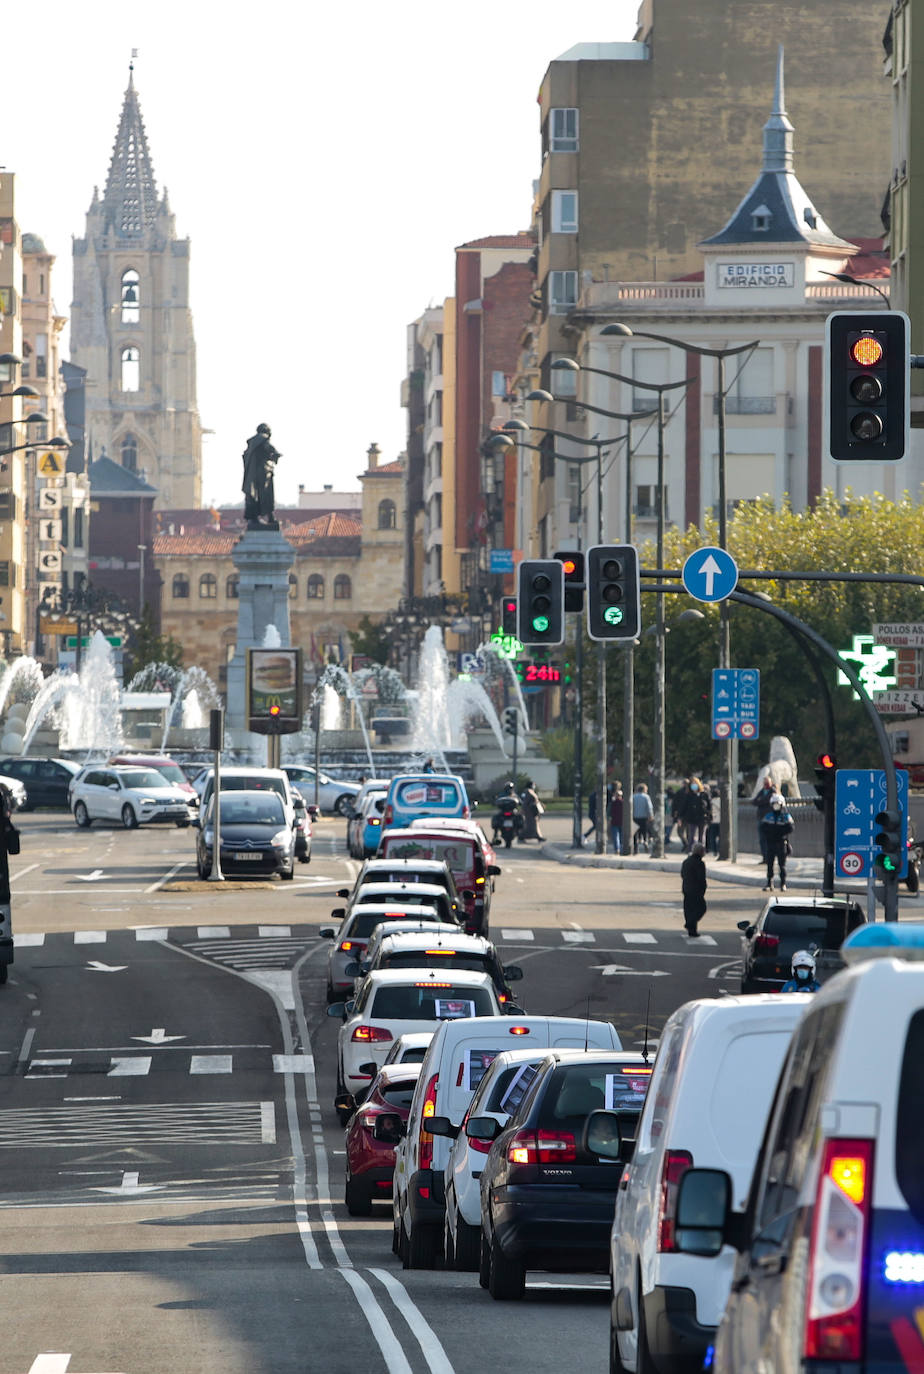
top-left (14, 932), bottom-right (45, 947)
top-left (93, 1169), bottom-right (161, 1196)
top-left (133, 927), bottom-right (168, 941)
top-left (86, 961), bottom-right (127, 973)
top-left (144, 860), bottom-right (188, 894)
top-left (74, 930), bottom-right (107, 944)
top-left (29, 1356), bottom-right (72, 1374)
top-left (246, 969), bottom-right (297, 1010)
top-left (273, 1054), bottom-right (314, 1073)
top-left (197, 925), bottom-right (230, 938)
top-left (370, 1268), bottom-right (455, 1374)
top-left (132, 1029), bottom-right (185, 1045)
top-left (623, 932), bottom-right (657, 944)
top-left (501, 928), bottom-right (534, 941)
top-left (17, 1027), bottom-right (36, 1065)
top-left (9, 861), bottom-right (39, 883)
top-left (261, 1101), bottom-right (276, 1143)
top-left (683, 933), bottom-right (717, 945)
top-left (26, 1059), bottom-right (71, 1079)
top-left (562, 930), bottom-right (595, 943)
top-left (190, 1055), bottom-right (233, 1074)
top-left (108, 1057), bottom-right (152, 1076)
top-left (338, 1270), bottom-right (414, 1374)
top-left (76, 869), bottom-right (108, 882)
top-left (591, 964), bottom-right (670, 977)
top-left (259, 925), bottom-right (291, 936)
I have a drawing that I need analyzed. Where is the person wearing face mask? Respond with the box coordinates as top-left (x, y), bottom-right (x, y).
top-left (781, 949), bottom-right (821, 993)
top-left (760, 792), bottom-right (794, 890)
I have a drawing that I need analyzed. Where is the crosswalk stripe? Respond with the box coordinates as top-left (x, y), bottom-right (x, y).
top-left (14, 932), bottom-right (45, 947)
top-left (562, 930), bottom-right (595, 943)
top-left (134, 928), bottom-right (168, 941)
top-left (190, 1055), bottom-right (233, 1074)
top-left (73, 930), bottom-right (107, 944)
top-left (273, 1054), bottom-right (314, 1073)
top-left (683, 933), bottom-right (717, 945)
top-left (0, 1100), bottom-right (273, 1147)
top-left (624, 933), bottom-right (657, 944)
top-left (501, 929), bottom-right (534, 941)
top-left (197, 926), bottom-right (230, 939)
top-left (108, 1057), bottom-right (152, 1076)
top-left (258, 925), bottom-right (291, 937)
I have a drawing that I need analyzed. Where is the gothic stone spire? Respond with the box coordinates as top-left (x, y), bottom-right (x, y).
top-left (102, 66), bottom-right (159, 237)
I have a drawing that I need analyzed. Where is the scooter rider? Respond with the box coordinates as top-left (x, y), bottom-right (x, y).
top-left (780, 948), bottom-right (821, 993)
top-left (492, 782), bottom-right (523, 845)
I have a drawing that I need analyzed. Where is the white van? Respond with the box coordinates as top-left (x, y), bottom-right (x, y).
top-left (393, 1014), bottom-right (622, 1269)
top-left (609, 994), bottom-right (809, 1374)
top-left (674, 925), bottom-right (924, 1374)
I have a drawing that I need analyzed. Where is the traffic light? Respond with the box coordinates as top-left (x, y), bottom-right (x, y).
top-left (517, 559), bottom-right (565, 646)
top-left (874, 808), bottom-right (903, 877)
top-left (813, 752), bottom-right (837, 813)
top-left (501, 595), bottom-right (517, 636)
top-left (586, 544), bottom-right (641, 641)
top-left (553, 550), bottom-right (585, 612)
top-left (825, 311), bottom-right (910, 462)
top-left (502, 707), bottom-right (518, 736)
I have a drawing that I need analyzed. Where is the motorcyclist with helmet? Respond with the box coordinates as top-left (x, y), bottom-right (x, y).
top-left (780, 948), bottom-right (821, 993)
top-left (492, 781), bottom-right (523, 847)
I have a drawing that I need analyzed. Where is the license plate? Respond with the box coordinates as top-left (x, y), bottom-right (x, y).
top-left (232, 852), bottom-right (262, 861)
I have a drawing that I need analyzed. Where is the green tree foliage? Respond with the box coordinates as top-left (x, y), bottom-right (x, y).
top-left (349, 615), bottom-right (391, 665)
top-left (606, 491), bottom-right (924, 780)
top-left (126, 604), bottom-right (184, 679)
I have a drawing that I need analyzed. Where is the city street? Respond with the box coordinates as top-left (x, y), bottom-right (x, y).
top-left (0, 811), bottom-right (766, 1374)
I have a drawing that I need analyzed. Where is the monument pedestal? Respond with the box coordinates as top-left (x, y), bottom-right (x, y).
top-left (226, 526), bottom-right (296, 743)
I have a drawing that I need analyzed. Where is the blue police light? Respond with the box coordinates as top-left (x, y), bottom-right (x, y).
top-left (842, 922), bottom-right (924, 963)
top-left (884, 1251), bottom-right (924, 1284)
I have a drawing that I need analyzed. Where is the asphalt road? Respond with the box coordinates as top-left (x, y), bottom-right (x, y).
top-left (0, 811), bottom-right (764, 1374)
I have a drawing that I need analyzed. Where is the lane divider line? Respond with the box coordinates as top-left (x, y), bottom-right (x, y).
top-left (370, 1267), bottom-right (455, 1374)
top-left (10, 862), bottom-right (39, 884)
top-left (145, 862), bottom-right (188, 895)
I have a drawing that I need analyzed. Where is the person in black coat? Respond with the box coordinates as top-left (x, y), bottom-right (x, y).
top-left (680, 842), bottom-right (708, 937)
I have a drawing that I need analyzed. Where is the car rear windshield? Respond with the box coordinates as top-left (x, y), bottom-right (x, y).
top-left (381, 1083), bottom-right (417, 1109)
top-left (763, 906), bottom-right (863, 947)
top-left (371, 869), bottom-right (446, 887)
top-left (383, 952), bottom-right (490, 974)
top-left (369, 985), bottom-right (495, 1019)
top-left (539, 1061), bottom-right (651, 1126)
top-left (396, 1045), bottom-right (430, 1064)
top-left (896, 1008), bottom-right (924, 1224)
top-left (218, 796), bottom-right (285, 826)
top-left (393, 780), bottom-right (463, 810)
top-left (383, 838), bottom-right (476, 870)
top-left (350, 911), bottom-right (438, 939)
top-left (357, 890), bottom-right (438, 908)
top-left (220, 776), bottom-right (286, 800)
top-left (120, 769), bottom-right (172, 789)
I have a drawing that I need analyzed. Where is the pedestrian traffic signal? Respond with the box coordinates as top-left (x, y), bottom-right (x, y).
top-left (553, 550), bottom-right (585, 612)
top-left (517, 559), bottom-right (565, 646)
top-left (813, 752), bottom-right (837, 813)
top-left (502, 596), bottom-right (518, 636)
top-left (825, 311), bottom-right (910, 462)
top-left (586, 544), bottom-right (641, 641)
top-left (503, 707), bottom-right (518, 736)
top-left (874, 807), bottom-right (903, 877)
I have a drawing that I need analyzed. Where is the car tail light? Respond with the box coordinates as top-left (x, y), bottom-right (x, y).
top-left (498, 992), bottom-right (510, 1004)
top-left (369, 818), bottom-right (381, 827)
top-left (506, 1128), bottom-right (536, 1168)
top-left (804, 1138), bottom-right (874, 1361)
top-left (384, 805), bottom-right (393, 826)
top-left (462, 805), bottom-right (470, 818)
top-left (418, 1072), bottom-right (439, 1170)
top-left (351, 1025), bottom-right (394, 1043)
top-left (508, 1025), bottom-right (530, 1036)
top-left (755, 934), bottom-right (780, 954)
top-left (340, 940), bottom-right (356, 952)
top-left (658, 1150), bottom-right (694, 1252)
top-left (537, 1129), bottom-right (576, 1163)
top-left (360, 1112), bottom-right (379, 1130)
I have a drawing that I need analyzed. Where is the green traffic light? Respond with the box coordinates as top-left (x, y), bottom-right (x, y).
top-left (532, 615), bottom-right (550, 633)
top-left (603, 605), bottom-right (624, 626)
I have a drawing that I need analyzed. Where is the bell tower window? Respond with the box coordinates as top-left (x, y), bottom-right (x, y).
top-left (120, 434), bottom-right (138, 471)
top-left (121, 346), bottom-right (140, 393)
top-left (121, 269), bottom-right (140, 323)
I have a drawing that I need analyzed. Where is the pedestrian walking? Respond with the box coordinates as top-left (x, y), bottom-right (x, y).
top-left (760, 793), bottom-right (794, 891)
top-left (664, 787), bottom-right (676, 850)
top-left (706, 784), bottom-right (721, 856)
top-left (632, 783), bottom-right (654, 852)
top-left (520, 780), bottom-right (545, 842)
top-left (584, 789), bottom-right (598, 844)
top-left (680, 842), bottom-right (708, 936)
top-left (609, 782), bottom-right (624, 852)
top-left (752, 772), bottom-right (776, 863)
top-left (684, 776), bottom-right (710, 849)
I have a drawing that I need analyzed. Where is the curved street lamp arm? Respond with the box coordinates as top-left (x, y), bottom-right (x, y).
top-left (604, 331), bottom-right (760, 359)
top-left (576, 391), bottom-right (694, 423)
top-left (567, 364), bottom-right (698, 394)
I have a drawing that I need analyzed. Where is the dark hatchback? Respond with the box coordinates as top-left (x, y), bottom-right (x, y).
top-left (475, 1051), bottom-right (652, 1299)
top-left (0, 756), bottom-right (80, 809)
top-left (738, 894), bottom-right (865, 992)
top-left (193, 790), bottom-right (296, 880)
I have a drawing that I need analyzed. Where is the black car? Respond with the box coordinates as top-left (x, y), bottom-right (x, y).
top-left (473, 1050), bottom-right (651, 1299)
top-left (737, 894), bottom-right (865, 992)
top-left (0, 756), bottom-right (81, 809)
top-left (193, 790), bottom-right (296, 880)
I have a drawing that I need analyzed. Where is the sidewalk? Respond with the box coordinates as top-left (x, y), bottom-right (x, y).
top-left (539, 838), bottom-right (833, 889)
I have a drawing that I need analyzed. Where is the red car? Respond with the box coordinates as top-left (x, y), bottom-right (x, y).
top-left (343, 1062), bottom-right (421, 1215)
top-left (380, 822), bottom-right (500, 935)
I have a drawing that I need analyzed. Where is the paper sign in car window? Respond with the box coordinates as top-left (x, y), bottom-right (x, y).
top-left (463, 1048), bottom-right (502, 1091)
top-left (605, 1072), bottom-right (650, 1110)
top-left (435, 999), bottom-right (475, 1022)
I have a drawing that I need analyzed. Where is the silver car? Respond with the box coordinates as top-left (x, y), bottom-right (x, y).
top-left (283, 764), bottom-right (360, 815)
top-left (320, 903), bottom-right (442, 1002)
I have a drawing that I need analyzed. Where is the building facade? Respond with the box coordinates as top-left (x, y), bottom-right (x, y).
top-left (70, 68), bottom-right (203, 509)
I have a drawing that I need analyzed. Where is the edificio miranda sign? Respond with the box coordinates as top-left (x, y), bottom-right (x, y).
top-left (717, 262), bottom-right (794, 288)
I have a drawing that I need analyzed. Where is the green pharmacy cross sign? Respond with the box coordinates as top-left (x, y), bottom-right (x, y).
top-left (837, 634), bottom-right (897, 700)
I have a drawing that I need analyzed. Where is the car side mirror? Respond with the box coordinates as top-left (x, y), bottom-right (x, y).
top-left (358, 1062), bottom-right (377, 1077)
top-left (737, 920), bottom-right (753, 934)
top-left (326, 1002), bottom-right (346, 1017)
top-left (337, 889), bottom-right (351, 899)
top-left (461, 889), bottom-right (476, 901)
top-left (488, 864), bottom-right (502, 877)
top-left (334, 1092), bottom-right (355, 1119)
top-left (373, 1113), bottom-right (404, 1143)
top-left (465, 1116), bottom-right (501, 1142)
top-left (319, 926), bottom-right (336, 939)
top-left (293, 797), bottom-right (306, 811)
top-left (502, 965), bottom-right (523, 982)
top-left (343, 961), bottom-right (361, 978)
top-left (674, 1168), bottom-right (733, 1257)
top-left (582, 1110), bottom-right (624, 1161)
top-left (427, 1115), bottom-right (459, 1139)
top-left (330, 908), bottom-right (346, 920)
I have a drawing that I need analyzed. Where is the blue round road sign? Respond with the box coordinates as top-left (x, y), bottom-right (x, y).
top-left (682, 546), bottom-right (739, 603)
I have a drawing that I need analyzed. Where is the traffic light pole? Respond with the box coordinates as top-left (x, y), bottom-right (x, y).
top-left (595, 440), bottom-right (607, 855)
top-left (573, 614), bottom-right (584, 850)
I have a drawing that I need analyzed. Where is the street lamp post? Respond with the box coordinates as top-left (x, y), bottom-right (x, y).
top-left (601, 325), bottom-right (759, 862)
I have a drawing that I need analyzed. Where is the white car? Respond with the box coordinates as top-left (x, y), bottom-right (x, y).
top-left (357, 921), bottom-right (465, 982)
top-left (328, 967), bottom-right (502, 1118)
top-left (380, 1032), bottom-right (437, 1068)
top-left (70, 764), bottom-right (193, 829)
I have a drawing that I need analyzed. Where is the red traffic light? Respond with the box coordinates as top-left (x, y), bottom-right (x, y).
top-left (816, 752), bottom-right (836, 771)
top-left (850, 335), bottom-right (884, 368)
top-left (269, 704), bottom-right (281, 716)
top-left (561, 558), bottom-right (577, 577)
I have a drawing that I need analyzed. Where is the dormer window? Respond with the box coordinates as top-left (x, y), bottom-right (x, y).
top-left (751, 204), bottom-right (771, 232)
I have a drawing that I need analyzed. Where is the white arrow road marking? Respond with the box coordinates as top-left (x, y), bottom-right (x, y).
top-left (131, 1029), bottom-right (186, 1044)
top-left (76, 869), bottom-right (108, 882)
top-left (698, 552), bottom-right (722, 596)
top-left (709, 960), bottom-right (743, 980)
top-left (591, 964), bottom-right (670, 977)
top-left (86, 961), bottom-right (127, 973)
top-left (93, 1169), bottom-right (162, 1196)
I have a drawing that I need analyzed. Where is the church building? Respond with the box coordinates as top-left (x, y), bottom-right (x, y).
top-left (70, 66), bottom-right (203, 509)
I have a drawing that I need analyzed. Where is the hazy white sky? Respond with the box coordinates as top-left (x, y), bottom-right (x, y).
top-left (2, 0), bottom-right (639, 508)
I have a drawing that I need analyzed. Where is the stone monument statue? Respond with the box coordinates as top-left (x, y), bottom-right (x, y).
top-left (242, 423), bottom-right (280, 528)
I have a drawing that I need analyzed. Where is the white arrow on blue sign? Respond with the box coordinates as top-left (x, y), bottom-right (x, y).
top-left (682, 546), bottom-right (739, 603)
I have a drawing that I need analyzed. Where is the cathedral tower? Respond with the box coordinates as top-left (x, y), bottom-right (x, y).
top-left (71, 67), bottom-right (202, 508)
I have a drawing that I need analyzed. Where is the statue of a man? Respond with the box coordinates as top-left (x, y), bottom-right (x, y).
top-left (242, 423), bottom-right (280, 527)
